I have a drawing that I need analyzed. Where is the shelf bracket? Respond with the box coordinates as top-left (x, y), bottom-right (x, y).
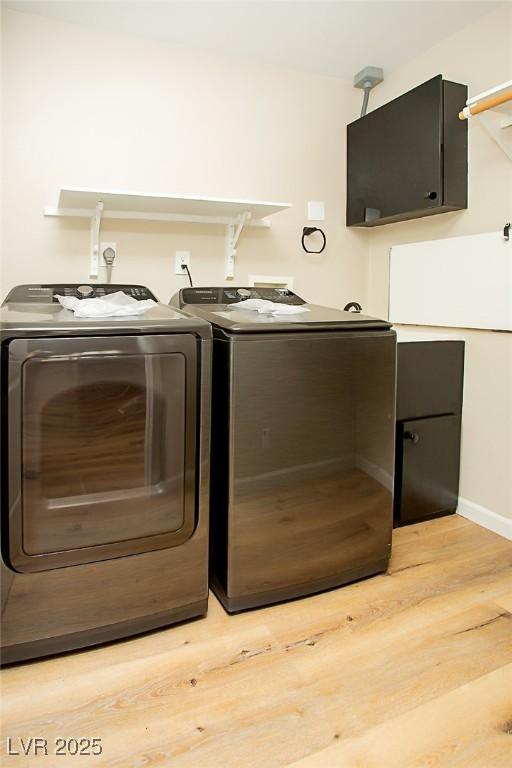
top-left (225, 210), bottom-right (251, 280)
top-left (477, 111), bottom-right (512, 162)
top-left (89, 201), bottom-right (104, 278)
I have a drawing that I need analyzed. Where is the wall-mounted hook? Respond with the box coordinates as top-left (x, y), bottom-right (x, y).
top-left (344, 301), bottom-right (362, 313)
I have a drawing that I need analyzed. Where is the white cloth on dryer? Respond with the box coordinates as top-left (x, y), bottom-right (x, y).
top-left (56, 291), bottom-right (156, 318)
top-left (229, 298), bottom-right (309, 315)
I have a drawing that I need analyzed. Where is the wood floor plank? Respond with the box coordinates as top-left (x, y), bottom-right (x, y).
top-left (287, 663), bottom-right (512, 768)
top-left (1, 517), bottom-right (511, 768)
top-left (494, 591), bottom-right (512, 613)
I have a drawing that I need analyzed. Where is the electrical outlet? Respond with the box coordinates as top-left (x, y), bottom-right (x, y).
top-left (101, 242), bottom-right (117, 266)
top-left (175, 250), bottom-right (191, 276)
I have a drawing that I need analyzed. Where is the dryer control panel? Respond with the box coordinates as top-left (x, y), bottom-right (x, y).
top-left (179, 287), bottom-right (305, 306)
top-left (4, 284), bottom-right (157, 303)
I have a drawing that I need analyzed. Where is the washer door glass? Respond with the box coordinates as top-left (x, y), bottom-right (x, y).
top-left (7, 335), bottom-right (197, 572)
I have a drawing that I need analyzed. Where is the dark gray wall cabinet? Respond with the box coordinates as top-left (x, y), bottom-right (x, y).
top-left (394, 341), bottom-right (465, 527)
top-left (347, 75), bottom-right (468, 227)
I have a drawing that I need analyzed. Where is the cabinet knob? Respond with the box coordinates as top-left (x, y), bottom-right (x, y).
top-left (404, 431), bottom-right (420, 444)
top-left (424, 191), bottom-right (438, 200)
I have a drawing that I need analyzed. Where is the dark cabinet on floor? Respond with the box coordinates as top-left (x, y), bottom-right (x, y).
top-left (347, 75), bottom-right (468, 227)
top-left (394, 341), bottom-right (465, 527)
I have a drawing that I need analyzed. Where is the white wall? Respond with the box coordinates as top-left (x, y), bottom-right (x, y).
top-left (365, 4), bottom-right (512, 523)
top-left (0, 7), bottom-right (367, 308)
top-left (1, 5), bottom-right (511, 527)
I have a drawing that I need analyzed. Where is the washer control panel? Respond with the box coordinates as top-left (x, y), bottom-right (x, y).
top-left (5, 284), bottom-right (157, 303)
top-left (180, 287), bottom-right (305, 306)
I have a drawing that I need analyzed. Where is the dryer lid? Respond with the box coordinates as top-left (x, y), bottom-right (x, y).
top-left (192, 306), bottom-right (391, 332)
top-left (174, 287), bottom-right (391, 333)
top-left (0, 284), bottom-right (211, 337)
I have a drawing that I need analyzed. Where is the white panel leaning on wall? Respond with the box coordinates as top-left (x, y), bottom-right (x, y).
top-left (389, 229), bottom-right (512, 332)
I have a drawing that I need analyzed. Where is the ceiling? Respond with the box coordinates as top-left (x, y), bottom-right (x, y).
top-left (3, 1), bottom-right (503, 80)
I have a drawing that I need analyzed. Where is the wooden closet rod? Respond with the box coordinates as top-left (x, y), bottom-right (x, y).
top-left (459, 89), bottom-right (512, 120)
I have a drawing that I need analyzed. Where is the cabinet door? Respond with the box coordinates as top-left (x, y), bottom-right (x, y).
top-left (223, 331), bottom-right (396, 598)
top-left (395, 414), bottom-right (460, 525)
top-left (396, 341), bottom-right (464, 421)
top-left (347, 76), bottom-right (443, 225)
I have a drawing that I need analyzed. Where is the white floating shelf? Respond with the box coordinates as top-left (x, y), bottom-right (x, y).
top-left (45, 187), bottom-right (292, 279)
top-left (462, 80), bottom-right (512, 161)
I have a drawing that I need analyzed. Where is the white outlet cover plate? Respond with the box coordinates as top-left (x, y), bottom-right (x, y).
top-left (175, 250), bottom-right (191, 275)
top-left (307, 201), bottom-right (325, 221)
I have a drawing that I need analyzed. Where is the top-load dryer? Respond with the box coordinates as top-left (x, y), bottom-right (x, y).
top-left (1, 284), bottom-right (211, 664)
top-left (172, 286), bottom-right (396, 612)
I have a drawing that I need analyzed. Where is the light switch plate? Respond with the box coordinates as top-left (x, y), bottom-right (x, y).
top-left (307, 201), bottom-right (325, 221)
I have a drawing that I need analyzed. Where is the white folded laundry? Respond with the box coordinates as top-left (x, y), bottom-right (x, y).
top-left (56, 291), bottom-right (157, 318)
top-left (229, 299), bottom-right (309, 315)
top-left (265, 303), bottom-right (310, 315)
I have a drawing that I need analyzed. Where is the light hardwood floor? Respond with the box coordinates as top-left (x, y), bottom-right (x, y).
top-left (1, 515), bottom-right (512, 767)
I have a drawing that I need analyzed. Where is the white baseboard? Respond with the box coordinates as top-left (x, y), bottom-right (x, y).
top-left (457, 497), bottom-right (512, 541)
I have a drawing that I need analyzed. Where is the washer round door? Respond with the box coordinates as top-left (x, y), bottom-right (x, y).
top-left (6, 334), bottom-right (198, 572)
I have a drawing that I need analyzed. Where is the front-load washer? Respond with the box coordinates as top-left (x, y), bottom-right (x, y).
top-left (172, 287), bottom-right (396, 612)
top-left (1, 283), bottom-right (211, 664)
